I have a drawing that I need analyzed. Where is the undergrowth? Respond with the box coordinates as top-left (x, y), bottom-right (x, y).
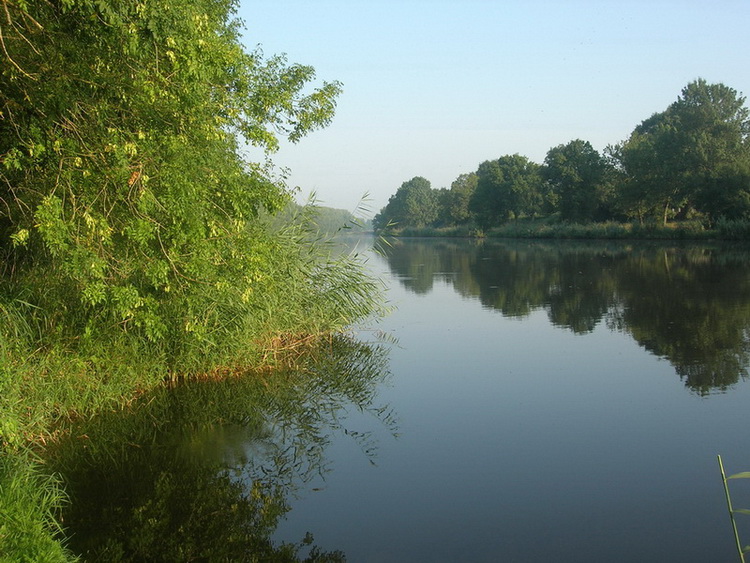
top-left (0, 207), bottom-right (385, 561)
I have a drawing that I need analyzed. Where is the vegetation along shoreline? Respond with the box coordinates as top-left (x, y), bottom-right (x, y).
top-left (0, 0), bottom-right (381, 560)
top-left (374, 79), bottom-right (750, 241)
top-left (376, 216), bottom-right (750, 241)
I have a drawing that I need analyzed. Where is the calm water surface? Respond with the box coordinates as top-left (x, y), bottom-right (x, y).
top-left (54, 237), bottom-right (750, 562)
top-left (274, 238), bottom-right (750, 562)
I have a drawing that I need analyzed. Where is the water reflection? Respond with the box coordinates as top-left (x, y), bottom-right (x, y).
top-left (377, 237), bottom-right (750, 394)
top-left (45, 335), bottom-right (394, 561)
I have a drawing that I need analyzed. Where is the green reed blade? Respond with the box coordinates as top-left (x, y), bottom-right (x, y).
top-left (719, 455), bottom-right (747, 563)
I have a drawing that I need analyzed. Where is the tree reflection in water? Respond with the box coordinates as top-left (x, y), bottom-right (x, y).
top-left (45, 334), bottom-right (394, 562)
top-left (377, 237), bottom-right (750, 394)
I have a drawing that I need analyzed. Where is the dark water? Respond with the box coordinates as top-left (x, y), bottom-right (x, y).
top-left (53, 237), bottom-right (750, 562)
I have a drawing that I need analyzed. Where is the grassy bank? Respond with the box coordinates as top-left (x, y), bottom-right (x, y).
top-left (0, 0), bottom-right (384, 556)
top-left (0, 223), bottom-right (385, 561)
top-left (383, 217), bottom-right (750, 241)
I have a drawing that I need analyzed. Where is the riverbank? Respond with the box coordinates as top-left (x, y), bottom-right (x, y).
top-left (378, 217), bottom-right (750, 240)
top-left (1, 332), bottom-right (380, 562)
top-left (0, 237), bottom-right (385, 561)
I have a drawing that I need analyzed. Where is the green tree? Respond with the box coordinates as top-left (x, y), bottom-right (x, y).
top-left (469, 154), bottom-right (542, 228)
top-left (373, 176), bottom-right (438, 229)
top-left (446, 173), bottom-right (478, 225)
top-left (676, 80), bottom-right (750, 222)
top-left (612, 79), bottom-right (750, 224)
top-left (434, 187), bottom-right (453, 227)
top-left (610, 110), bottom-right (687, 224)
top-left (543, 140), bottom-right (613, 222)
top-left (0, 0), bottom-right (347, 355)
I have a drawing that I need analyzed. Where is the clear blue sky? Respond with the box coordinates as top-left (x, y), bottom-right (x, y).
top-left (237, 0), bottom-right (750, 215)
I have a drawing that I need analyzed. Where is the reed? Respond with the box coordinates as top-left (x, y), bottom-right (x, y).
top-left (0, 450), bottom-right (72, 562)
top-left (718, 455), bottom-right (750, 562)
top-left (0, 207), bottom-right (386, 560)
top-left (714, 219), bottom-right (750, 240)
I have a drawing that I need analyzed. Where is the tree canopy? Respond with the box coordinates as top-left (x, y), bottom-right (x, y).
top-left (373, 176), bottom-right (437, 229)
top-left (0, 0), bottom-right (350, 349)
top-left (470, 155), bottom-right (542, 227)
top-left (612, 79), bottom-right (750, 224)
top-left (543, 139), bottom-right (612, 223)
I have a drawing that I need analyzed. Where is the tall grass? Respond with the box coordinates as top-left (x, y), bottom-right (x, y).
top-left (714, 218), bottom-right (750, 240)
top-left (0, 205), bottom-right (386, 561)
top-left (0, 451), bottom-right (72, 562)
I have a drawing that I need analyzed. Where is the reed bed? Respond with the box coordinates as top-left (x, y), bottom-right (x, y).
top-left (0, 209), bottom-right (386, 561)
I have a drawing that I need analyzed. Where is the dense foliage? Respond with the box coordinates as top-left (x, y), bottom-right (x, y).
top-left (0, 0), bottom-right (357, 360)
top-left (0, 0), bottom-right (384, 560)
top-left (373, 176), bottom-right (438, 229)
top-left (374, 79), bottom-right (750, 233)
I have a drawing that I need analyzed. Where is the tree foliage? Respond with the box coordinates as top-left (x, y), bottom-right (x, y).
top-left (373, 176), bottom-right (437, 229)
top-left (470, 154), bottom-right (542, 228)
top-left (612, 79), bottom-right (750, 224)
top-left (0, 0), bottom-right (357, 359)
top-left (445, 173), bottom-right (477, 225)
top-left (543, 140), bottom-right (612, 223)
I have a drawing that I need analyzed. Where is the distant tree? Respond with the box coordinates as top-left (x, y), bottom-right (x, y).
top-left (373, 176), bottom-right (438, 229)
top-left (675, 80), bottom-right (750, 222)
top-left (611, 110), bottom-right (686, 223)
top-left (470, 155), bottom-right (542, 228)
top-left (434, 188), bottom-right (454, 227)
top-left (446, 173), bottom-right (478, 225)
top-left (543, 140), bottom-right (614, 222)
top-left (612, 79), bottom-right (750, 224)
top-left (268, 202), bottom-right (367, 234)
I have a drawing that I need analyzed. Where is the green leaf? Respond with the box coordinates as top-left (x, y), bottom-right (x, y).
top-left (728, 472), bottom-right (750, 479)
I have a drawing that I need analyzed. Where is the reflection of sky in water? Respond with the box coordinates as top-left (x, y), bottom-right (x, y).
top-left (276, 242), bottom-right (750, 563)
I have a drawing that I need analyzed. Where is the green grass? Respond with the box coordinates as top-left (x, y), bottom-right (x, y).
top-left (0, 451), bottom-right (72, 563)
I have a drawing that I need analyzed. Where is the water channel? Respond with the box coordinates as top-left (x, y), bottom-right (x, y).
top-left (52, 237), bottom-right (750, 562)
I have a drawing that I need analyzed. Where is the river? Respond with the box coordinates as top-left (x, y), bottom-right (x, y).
top-left (52, 237), bottom-right (750, 562)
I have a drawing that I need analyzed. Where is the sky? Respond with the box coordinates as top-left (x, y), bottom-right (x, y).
top-left (236, 0), bottom-right (750, 215)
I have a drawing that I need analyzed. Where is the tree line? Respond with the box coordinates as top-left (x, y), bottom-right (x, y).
top-left (374, 80), bottom-right (750, 232)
